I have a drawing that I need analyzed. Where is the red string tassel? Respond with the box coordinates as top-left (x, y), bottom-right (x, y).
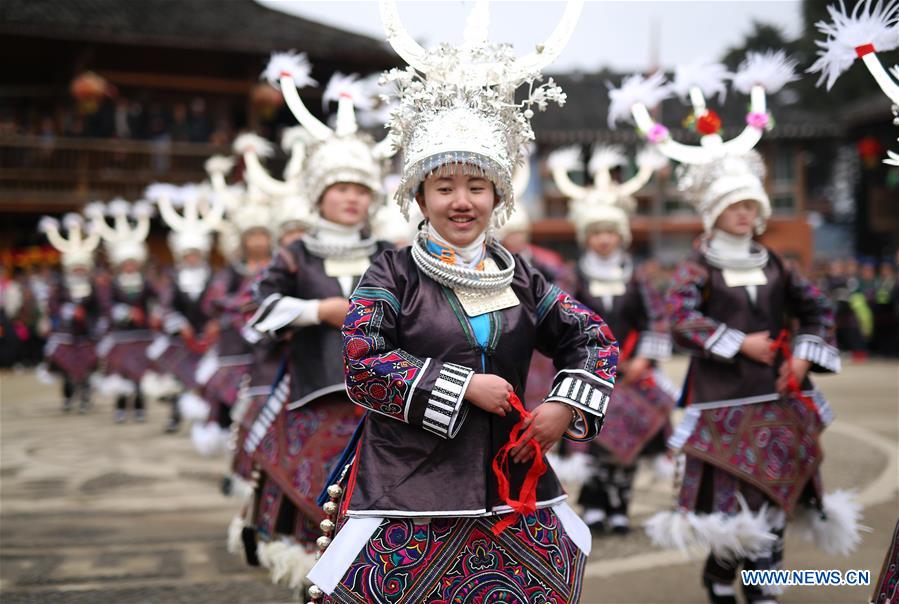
top-left (491, 392), bottom-right (547, 535)
top-left (770, 329), bottom-right (818, 414)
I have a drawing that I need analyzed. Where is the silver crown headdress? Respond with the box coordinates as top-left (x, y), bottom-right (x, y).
top-left (608, 51), bottom-right (798, 234)
top-left (38, 213), bottom-right (101, 270)
top-left (379, 0), bottom-right (580, 227)
top-left (261, 53), bottom-right (393, 206)
top-left (808, 0), bottom-right (899, 165)
top-left (146, 182), bottom-right (225, 259)
top-left (83, 199), bottom-right (152, 266)
top-left (202, 153), bottom-right (274, 240)
top-left (549, 145), bottom-right (666, 245)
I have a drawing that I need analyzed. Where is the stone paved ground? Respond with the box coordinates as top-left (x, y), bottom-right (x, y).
top-left (1, 358), bottom-right (896, 603)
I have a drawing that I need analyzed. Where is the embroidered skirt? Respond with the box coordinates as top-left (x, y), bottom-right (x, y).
top-left (148, 336), bottom-right (202, 389)
top-left (46, 336), bottom-right (98, 383)
top-left (677, 397), bottom-right (824, 514)
top-left (324, 507), bottom-right (587, 604)
top-left (594, 377), bottom-right (674, 465)
top-left (99, 331), bottom-right (154, 383)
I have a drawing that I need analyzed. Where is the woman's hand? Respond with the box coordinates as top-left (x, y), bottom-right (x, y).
top-left (739, 331), bottom-right (775, 365)
top-left (777, 358), bottom-right (811, 396)
top-left (318, 297), bottom-right (351, 329)
top-left (510, 402), bottom-right (572, 464)
top-left (464, 374), bottom-right (513, 417)
top-left (619, 356), bottom-right (651, 385)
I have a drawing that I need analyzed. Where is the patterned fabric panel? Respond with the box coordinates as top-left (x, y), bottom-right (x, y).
top-left (327, 507), bottom-right (586, 604)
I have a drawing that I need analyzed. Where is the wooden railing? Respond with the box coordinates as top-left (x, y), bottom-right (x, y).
top-left (0, 135), bottom-right (231, 212)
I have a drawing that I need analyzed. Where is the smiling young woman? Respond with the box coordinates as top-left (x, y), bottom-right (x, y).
top-left (303, 3), bottom-right (622, 602)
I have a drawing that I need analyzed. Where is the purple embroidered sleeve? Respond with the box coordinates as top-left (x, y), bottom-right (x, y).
top-left (342, 281), bottom-right (472, 439)
top-left (666, 260), bottom-right (745, 361)
top-left (635, 277), bottom-right (673, 360)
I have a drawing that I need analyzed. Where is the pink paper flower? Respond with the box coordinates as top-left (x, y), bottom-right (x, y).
top-left (646, 123), bottom-right (670, 144)
top-left (746, 111), bottom-right (769, 130)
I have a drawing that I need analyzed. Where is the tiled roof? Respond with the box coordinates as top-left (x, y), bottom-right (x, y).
top-left (0, 0), bottom-right (397, 66)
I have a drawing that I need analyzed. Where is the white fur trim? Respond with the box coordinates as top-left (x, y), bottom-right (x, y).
top-left (645, 498), bottom-right (777, 561)
top-left (190, 422), bottom-right (228, 457)
top-left (227, 515), bottom-right (245, 555)
top-left (178, 392), bottom-right (211, 423)
top-left (651, 454), bottom-right (676, 481)
top-left (546, 451), bottom-right (594, 487)
top-left (794, 490), bottom-right (869, 556)
top-left (139, 371), bottom-right (181, 399)
top-left (257, 539), bottom-right (318, 589)
top-left (36, 363), bottom-right (57, 385)
top-left (229, 474), bottom-right (255, 504)
top-left (91, 373), bottom-right (136, 397)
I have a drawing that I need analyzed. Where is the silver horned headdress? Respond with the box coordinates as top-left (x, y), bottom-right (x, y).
top-left (261, 53), bottom-right (393, 206)
top-left (549, 145), bottom-right (667, 245)
top-left (83, 199), bottom-right (153, 266)
top-left (379, 0), bottom-right (581, 227)
top-left (146, 182), bottom-right (225, 259)
top-left (808, 0), bottom-right (899, 165)
top-left (38, 213), bottom-right (101, 270)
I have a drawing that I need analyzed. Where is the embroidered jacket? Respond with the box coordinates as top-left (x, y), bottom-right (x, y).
top-left (341, 246), bottom-right (618, 517)
top-left (249, 239), bottom-right (393, 407)
top-left (575, 262), bottom-right (671, 364)
top-left (666, 248), bottom-right (839, 406)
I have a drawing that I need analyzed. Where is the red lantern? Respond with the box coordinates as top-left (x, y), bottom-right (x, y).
top-left (695, 110), bottom-right (722, 136)
top-left (856, 136), bottom-right (883, 169)
top-left (70, 72), bottom-right (109, 102)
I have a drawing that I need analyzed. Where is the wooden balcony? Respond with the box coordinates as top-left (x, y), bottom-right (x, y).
top-left (0, 135), bottom-right (230, 212)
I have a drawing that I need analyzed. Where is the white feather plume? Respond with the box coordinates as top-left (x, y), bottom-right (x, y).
top-left (588, 145), bottom-right (628, 174)
top-left (62, 213), bottom-right (84, 231)
top-left (607, 72), bottom-right (672, 127)
top-left (145, 182), bottom-right (180, 203)
top-left (808, 0), bottom-right (899, 90)
top-left (107, 198), bottom-right (131, 218)
top-left (280, 126), bottom-right (308, 152)
top-left (257, 540), bottom-right (317, 589)
top-left (733, 50), bottom-right (800, 94)
top-left (323, 72), bottom-right (376, 111)
top-left (132, 200), bottom-right (154, 219)
top-left (38, 216), bottom-right (59, 234)
top-left (232, 133), bottom-right (274, 158)
top-left (262, 51), bottom-right (317, 88)
top-left (671, 61), bottom-right (731, 103)
top-left (82, 202), bottom-right (106, 219)
top-left (547, 146), bottom-right (582, 172)
top-left (545, 452), bottom-right (593, 487)
top-left (205, 155), bottom-right (235, 176)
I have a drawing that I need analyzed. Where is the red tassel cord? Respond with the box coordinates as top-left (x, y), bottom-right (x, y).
top-left (491, 392), bottom-right (548, 535)
top-left (770, 329), bottom-right (818, 414)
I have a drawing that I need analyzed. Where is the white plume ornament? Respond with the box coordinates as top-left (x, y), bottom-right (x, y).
top-left (323, 72), bottom-right (377, 111)
top-left (607, 71), bottom-right (671, 128)
top-left (808, 0), bottom-right (899, 90)
top-left (262, 51), bottom-right (317, 89)
top-left (671, 61), bottom-right (731, 103)
top-left (233, 133), bottom-right (274, 158)
top-left (85, 199), bottom-right (151, 266)
top-left (588, 145), bottom-right (628, 175)
top-left (40, 212), bottom-right (101, 270)
top-left (732, 50), bottom-right (800, 95)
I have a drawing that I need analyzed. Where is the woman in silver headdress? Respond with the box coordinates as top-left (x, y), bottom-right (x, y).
top-left (304, 2), bottom-right (620, 602)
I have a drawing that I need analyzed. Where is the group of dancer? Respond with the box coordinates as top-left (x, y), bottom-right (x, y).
top-left (34, 0), bottom-right (898, 602)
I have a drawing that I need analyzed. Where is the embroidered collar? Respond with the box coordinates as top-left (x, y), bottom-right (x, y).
top-left (702, 229), bottom-right (769, 270)
top-left (303, 218), bottom-right (377, 260)
top-left (580, 250), bottom-right (633, 283)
